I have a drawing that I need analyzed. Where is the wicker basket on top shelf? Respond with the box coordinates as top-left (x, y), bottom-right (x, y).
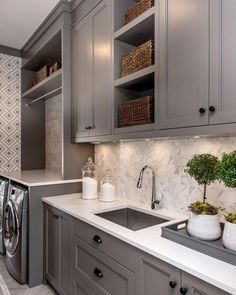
top-left (119, 96), bottom-right (154, 128)
top-left (125, 0), bottom-right (155, 25)
top-left (120, 40), bottom-right (154, 78)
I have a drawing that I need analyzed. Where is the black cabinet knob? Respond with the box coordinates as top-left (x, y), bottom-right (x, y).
top-left (199, 107), bottom-right (206, 114)
top-left (180, 287), bottom-right (188, 295)
top-left (209, 106), bottom-right (216, 113)
top-left (169, 281), bottom-right (177, 288)
top-left (53, 214), bottom-right (59, 219)
top-left (94, 268), bottom-right (103, 279)
top-left (93, 235), bottom-right (103, 244)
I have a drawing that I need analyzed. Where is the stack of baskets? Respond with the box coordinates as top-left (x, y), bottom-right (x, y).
top-left (119, 96), bottom-right (154, 127)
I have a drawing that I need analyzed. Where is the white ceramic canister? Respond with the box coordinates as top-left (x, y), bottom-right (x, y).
top-left (187, 212), bottom-right (222, 241)
top-left (223, 221), bottom-right (236, 251)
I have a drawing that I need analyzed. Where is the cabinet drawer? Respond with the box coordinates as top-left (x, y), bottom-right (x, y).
top-left (72, 218), bottom-right (135, 271)
top-left (73, 268), bottom-right (110, 295)
top-left (72, 236), bottom-right (135, 295)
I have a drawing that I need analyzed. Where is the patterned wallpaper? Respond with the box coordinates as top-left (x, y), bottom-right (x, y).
top-left (0, 53), bottom-right (21, 172)
top-left (95, 137), bottom-right (236, 214)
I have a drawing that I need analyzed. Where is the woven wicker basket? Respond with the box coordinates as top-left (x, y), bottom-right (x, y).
top-left (119, 96), bottom-right (154, 127)
top-left (120, 40), bottom-right (154, 77)
top-left (125, 0), bottom-right (155, 25)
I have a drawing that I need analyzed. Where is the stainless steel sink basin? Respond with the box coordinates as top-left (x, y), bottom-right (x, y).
top-left (95, 208), bottom-right (170, 231)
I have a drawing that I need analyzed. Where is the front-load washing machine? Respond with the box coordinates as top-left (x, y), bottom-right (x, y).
top-left (0, 176), bottom-right (9, 255)
top-left (4, 183), bottom-right (28, 284)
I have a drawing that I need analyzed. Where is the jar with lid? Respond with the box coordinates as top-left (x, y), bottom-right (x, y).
top-left (100, 169), bottom-right (116, 202)
top-left (81, 157), bottom-right (98, 199)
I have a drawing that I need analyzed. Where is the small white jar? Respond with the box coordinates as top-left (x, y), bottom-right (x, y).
top-left (81, 158), bottom-right (98, 200)
top-left (187, 212), bottom-right (222, 241)
top-left (223, 221), bottom-right (236, 251)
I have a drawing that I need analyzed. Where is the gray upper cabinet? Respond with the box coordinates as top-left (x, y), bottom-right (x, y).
top-left (44, 205), bottom-right (71, 295)
top-left (135, 251), bottom-right (180, 295)
top-left (72, 0), bottom-right (113, 139)
top-left (209, 0), bottom-right (236, 125)
top-left (158, 0), bottom-right (209, 129)
top-left (181, 272), bottom-right (230, 295)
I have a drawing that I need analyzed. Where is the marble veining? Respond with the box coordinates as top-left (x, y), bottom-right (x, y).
top-left (45, 94), bottom-right (62, 173)
top-left (95, 137), bottom-right (236, 214)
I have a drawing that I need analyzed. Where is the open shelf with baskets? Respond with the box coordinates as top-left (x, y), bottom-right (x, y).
top-left (113, 0), bottom-right (157, 132)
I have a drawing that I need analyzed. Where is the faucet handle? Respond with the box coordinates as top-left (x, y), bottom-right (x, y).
top-left (151, 200), bottom-right (161, 210)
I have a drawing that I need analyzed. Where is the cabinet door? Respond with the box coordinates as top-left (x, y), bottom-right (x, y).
top-left (159, 0), bottom-right (209, 129)
top-left (45, 206), bottom-right (59, 289)
top-left (90, 0), bottom-right (112, 137)
top-left (73, 17), bottom-right (93, 138)
top-left (135, 251), bottom-right (180, 295)
top-left (58, 212), bottom-right (71, 295)
top-left (210, 0), bottom-right (236, 124)
top-left (181, 272), bottom-right (230, 295)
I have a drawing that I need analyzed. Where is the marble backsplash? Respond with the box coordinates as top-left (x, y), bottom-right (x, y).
top-left (95, 137), bottom-right (236, 214)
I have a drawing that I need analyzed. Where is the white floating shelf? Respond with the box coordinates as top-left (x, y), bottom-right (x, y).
top-left (115, 7), bottom-right (155, 46)
top-left (22, 69), bottom-right (62, 100)
top-left (115, 65), bottom-right (155, 91)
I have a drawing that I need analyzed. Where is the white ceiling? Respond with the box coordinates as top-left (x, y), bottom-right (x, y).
top-left (0, 0), bottom-right (62, 49)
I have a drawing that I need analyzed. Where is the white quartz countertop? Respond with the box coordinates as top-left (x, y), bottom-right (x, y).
top-left (0, 170), bottom-right (82, 186)
top-left (42, 194), bottom-right (236, 294)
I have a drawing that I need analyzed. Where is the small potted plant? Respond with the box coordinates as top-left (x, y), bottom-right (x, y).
top-left (185, 154), bottom-right (222, 241)
top-left (218, 151), bottom-right (236, 251)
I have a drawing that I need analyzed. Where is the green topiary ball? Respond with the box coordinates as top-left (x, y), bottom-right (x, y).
top-left (218, 151), bottom-right (236, 188)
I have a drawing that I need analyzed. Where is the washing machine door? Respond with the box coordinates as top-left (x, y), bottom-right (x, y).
top-left (4, 200), bottom-right (20, 255)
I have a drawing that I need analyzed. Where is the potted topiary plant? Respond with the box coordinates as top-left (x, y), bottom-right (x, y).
top-left (218, 151), bottom-right (236, 251)
top-left (185, 154), bottom-right (222, 241)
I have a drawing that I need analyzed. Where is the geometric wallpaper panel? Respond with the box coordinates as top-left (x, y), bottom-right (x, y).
top-left (0, 53), bottom-right (21, 172)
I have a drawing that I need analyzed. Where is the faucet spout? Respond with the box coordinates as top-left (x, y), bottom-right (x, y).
top-left (136, 165), bottom-right (160, 210)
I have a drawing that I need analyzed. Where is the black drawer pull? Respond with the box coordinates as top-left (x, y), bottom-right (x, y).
top-left (169, 281), bottom-right (177, 288)
top-left (180, 287), bottom-right (188, 295)
top-left (199, 107), bottom-right (206, 114)
top-left (94, 268), bottom-right (103, 279)
top-left (53, 214), bottom-right (59, 219)
top-left (209, 106), bottom-right (216, 113)
top-left (93, 235), bottom-right (102, 244)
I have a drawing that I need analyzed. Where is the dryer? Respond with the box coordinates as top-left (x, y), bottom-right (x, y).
top-left (4, 183), bottom-right (28, 284)
top-left (0, 176), bottom-right (9, 255)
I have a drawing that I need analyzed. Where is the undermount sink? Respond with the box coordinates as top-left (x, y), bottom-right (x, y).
top-left (95, 208), bottom-right (170, 231)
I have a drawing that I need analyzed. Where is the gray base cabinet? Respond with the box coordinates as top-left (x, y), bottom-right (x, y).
top-left (135, 251), bottom-right (180, 295)
top-left (181, 272), bottom-right (230, 295)
top-left (44, 204), bottom-right (230, 295)
top-left (44, 205), bottom-right (71, 295)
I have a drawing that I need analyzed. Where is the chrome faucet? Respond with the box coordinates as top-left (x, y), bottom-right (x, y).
top-left (137, 165), bottom-right (160, 210)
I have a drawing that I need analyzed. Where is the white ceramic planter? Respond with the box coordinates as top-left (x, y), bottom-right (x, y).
top-left (223, 221), bottom-right (236, 251)
top-left (187, 212), bottom-right (221, 241)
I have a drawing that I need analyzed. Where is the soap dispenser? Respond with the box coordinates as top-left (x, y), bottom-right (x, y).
top-left (81, 157), bottom-right (98, 200)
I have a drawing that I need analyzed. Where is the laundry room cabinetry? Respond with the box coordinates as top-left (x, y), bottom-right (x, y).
top-left (135, 251), bottom-right (230, 295)
top-left (158, 0), bottom-right (236, 130)
top-left (44, 204), bottom-right (72, 295)
top-left (72, 0), bottom-right (113, 141)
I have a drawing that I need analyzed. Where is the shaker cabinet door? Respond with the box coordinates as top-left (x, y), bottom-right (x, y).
top-left (135, 251), bottom-right (180, 295)
top-left (45, 206), bottom-right (60, 289)
top-left (72, 0), bottom-right (112, 140)
top-left (158, 0), bottom-right (209, 129)
top-left (91, 0), bottom-right (112, 137)
top-left (181, 272), bottom-right (230, 295)
top-left (72, 18), bottom-right (93, 138)
top-left (210, 0), bottom-right (236, 125)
